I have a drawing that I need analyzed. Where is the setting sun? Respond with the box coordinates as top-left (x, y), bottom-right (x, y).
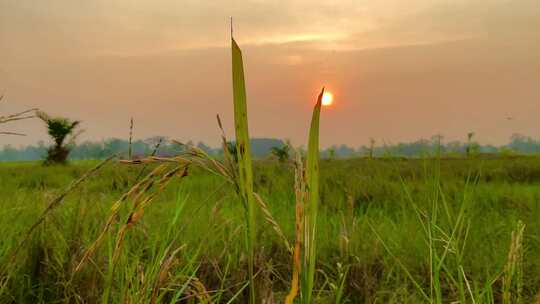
top-left (322, 91), bottom-right (334, 106)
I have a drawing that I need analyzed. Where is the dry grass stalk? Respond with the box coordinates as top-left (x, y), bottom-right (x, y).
top-left (125, 144), bottom-right (234, 186)
top-left (216, 114), bottom-right (238, 185)
top-left (0, 108), bottom-right (37, 124)
top-left (253, 192), bottom-right (291, 253)
top-left (150, 244), bottom-right (186, 304)
top-left (502, 220), bottom-right (525, 304)
top-left (0, 95), bottom-right (38, 136)
top-left (133, 137), bottom-right (163, 183)
top-left (73, 163), bottom-right (171, 274)
top-left (285, 146), bottom-right (305, 304)
top-left (128, 117), bottom-right (134, 160)
top-left (339, 190), bottom-right (355, 257)
top-left (0, 131), bottom-right (26, 136)
top-left (111, 166), bottom-right (188, 263)
top-left (188, 278), bottom-right (213, 303)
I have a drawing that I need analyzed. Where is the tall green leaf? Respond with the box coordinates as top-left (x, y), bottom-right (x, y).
top-left (231, 37), bottom-right (257, 303)
top-left (303, 88), bottom-right (324, 303)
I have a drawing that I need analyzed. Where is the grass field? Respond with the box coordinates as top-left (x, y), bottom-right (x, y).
top-left (1, 156), bottom-right (540, 303)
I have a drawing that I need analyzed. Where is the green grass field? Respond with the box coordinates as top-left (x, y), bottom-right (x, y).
top-left (1, 157), bottom-right (540, 303)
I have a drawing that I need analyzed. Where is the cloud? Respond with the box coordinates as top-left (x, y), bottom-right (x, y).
top-left (2, 0), bottom-right (539, 57)
top-left (1, 0), bottom-right (539, 147)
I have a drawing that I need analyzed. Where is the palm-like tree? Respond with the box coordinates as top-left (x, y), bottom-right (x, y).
top-left (271, 145), bottom-right (290, 163)
top-left (226, 141), bottom-right (238, 163)
top-left (37, 111), bottom-right (80, 164)
top-left (466, 132), bottom-right (475, 157)
top-left (327, 147), bottom-right (336, 160)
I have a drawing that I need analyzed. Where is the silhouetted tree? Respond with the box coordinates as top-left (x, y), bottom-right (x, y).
top-left (270, 145), bottom-right (290, 163)
top-left (466, 132), bottom-right (475, 157)
top-left (37, 111), bottom-right (80, 164)
top-left (507, 133), bottom-right (540, 154)
top-left (368, 138), bottom-right (376, 159)
top-left (327, 147), bottom-right (336, 160)
top-left (227, 141), bottom-right (238, 162)
top-left (336, 144), bottom-right (355, 157)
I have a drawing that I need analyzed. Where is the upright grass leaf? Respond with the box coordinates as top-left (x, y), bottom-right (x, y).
top-left (303, 88), bottom-right (324, 303)
top-left (231, 36), bottom-right (257, 303)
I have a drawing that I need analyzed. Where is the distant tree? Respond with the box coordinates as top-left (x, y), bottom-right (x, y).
top-left (37, 111), bottom-right (80, 164)
top-left (508, 133), bottom-right (540, 154)
top-left (0, 145), bottom-right (19, 161)
top-left (482, 144), bottom-right (499, 154)
top-left (368, 138), bottom-right (376, 159)
top-left (222, 138), bottom-right (286, 160)
top-left (431, 134), bottom-right (445, 155)
top-left (249, 138), bottom-right (285, 156)
top-left (103, 138), bottom-right (128, 156)
top-left (393, 139), bottom-right (432, 157)
top-left (71, 141), bottom-right (105, 159)
top-left (271, 145), bottom-right (290, 163)
top-left (197, 141), bottom-right (214, 155)
top-left (226, 141), bottom-right (238, 162)
top-left (499, 146), bottom-right (516, 157)
top-left (327, 147), bottom-right (336, 160)
top-left (144, 136), bottom-right (167, 155)
top-left (466, 132), bottom-right (475, 157)
top-left (446, 140), bottom-right (463, 156)
top-left (336, 144), bottom-right (355, 157)
top-left (145, 136), bottom-right (168, 148)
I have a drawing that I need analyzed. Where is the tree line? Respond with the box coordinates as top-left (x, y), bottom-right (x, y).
top-left (3, 101), bottom-right (540, 163)
top-left (2, 133), bottom-right (540, 162)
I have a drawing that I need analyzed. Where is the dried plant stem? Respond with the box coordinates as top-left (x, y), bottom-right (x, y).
top-left (128, 117), bottom-right (134, 160)
top-left (285, 147), bottom-right (305, 304)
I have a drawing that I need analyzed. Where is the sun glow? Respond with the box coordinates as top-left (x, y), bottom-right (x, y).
top-left (322, 91), bottom-right (334, 106)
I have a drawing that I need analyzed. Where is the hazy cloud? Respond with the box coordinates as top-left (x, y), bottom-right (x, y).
top-left (1, 0), bottom-right (539, 147)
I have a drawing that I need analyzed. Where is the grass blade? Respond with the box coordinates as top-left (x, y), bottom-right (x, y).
top-left (231, 36), bottom-right (257, 303)
top-left (303, 88), bottom-right (324, 303)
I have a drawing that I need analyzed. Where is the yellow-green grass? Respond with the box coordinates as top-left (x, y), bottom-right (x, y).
top-left (1, 158), bottom-right (540, 302)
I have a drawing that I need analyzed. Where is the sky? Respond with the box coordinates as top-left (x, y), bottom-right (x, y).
top-left (1, 0), bottom-right (539, 148)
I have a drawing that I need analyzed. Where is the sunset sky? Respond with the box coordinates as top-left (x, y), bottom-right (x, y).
top-left (1, 0), bottom-right (539, 148)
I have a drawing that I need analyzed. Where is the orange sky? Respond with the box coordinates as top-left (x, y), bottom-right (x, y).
top-left (1, 0), bottom-right (539, 148)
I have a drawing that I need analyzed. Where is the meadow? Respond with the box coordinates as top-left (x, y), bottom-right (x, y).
top-left (1, 156), bottom-right (540, 303)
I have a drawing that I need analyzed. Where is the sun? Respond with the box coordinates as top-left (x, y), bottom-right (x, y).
top-left (322, 91), bottom-right (333, 106)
